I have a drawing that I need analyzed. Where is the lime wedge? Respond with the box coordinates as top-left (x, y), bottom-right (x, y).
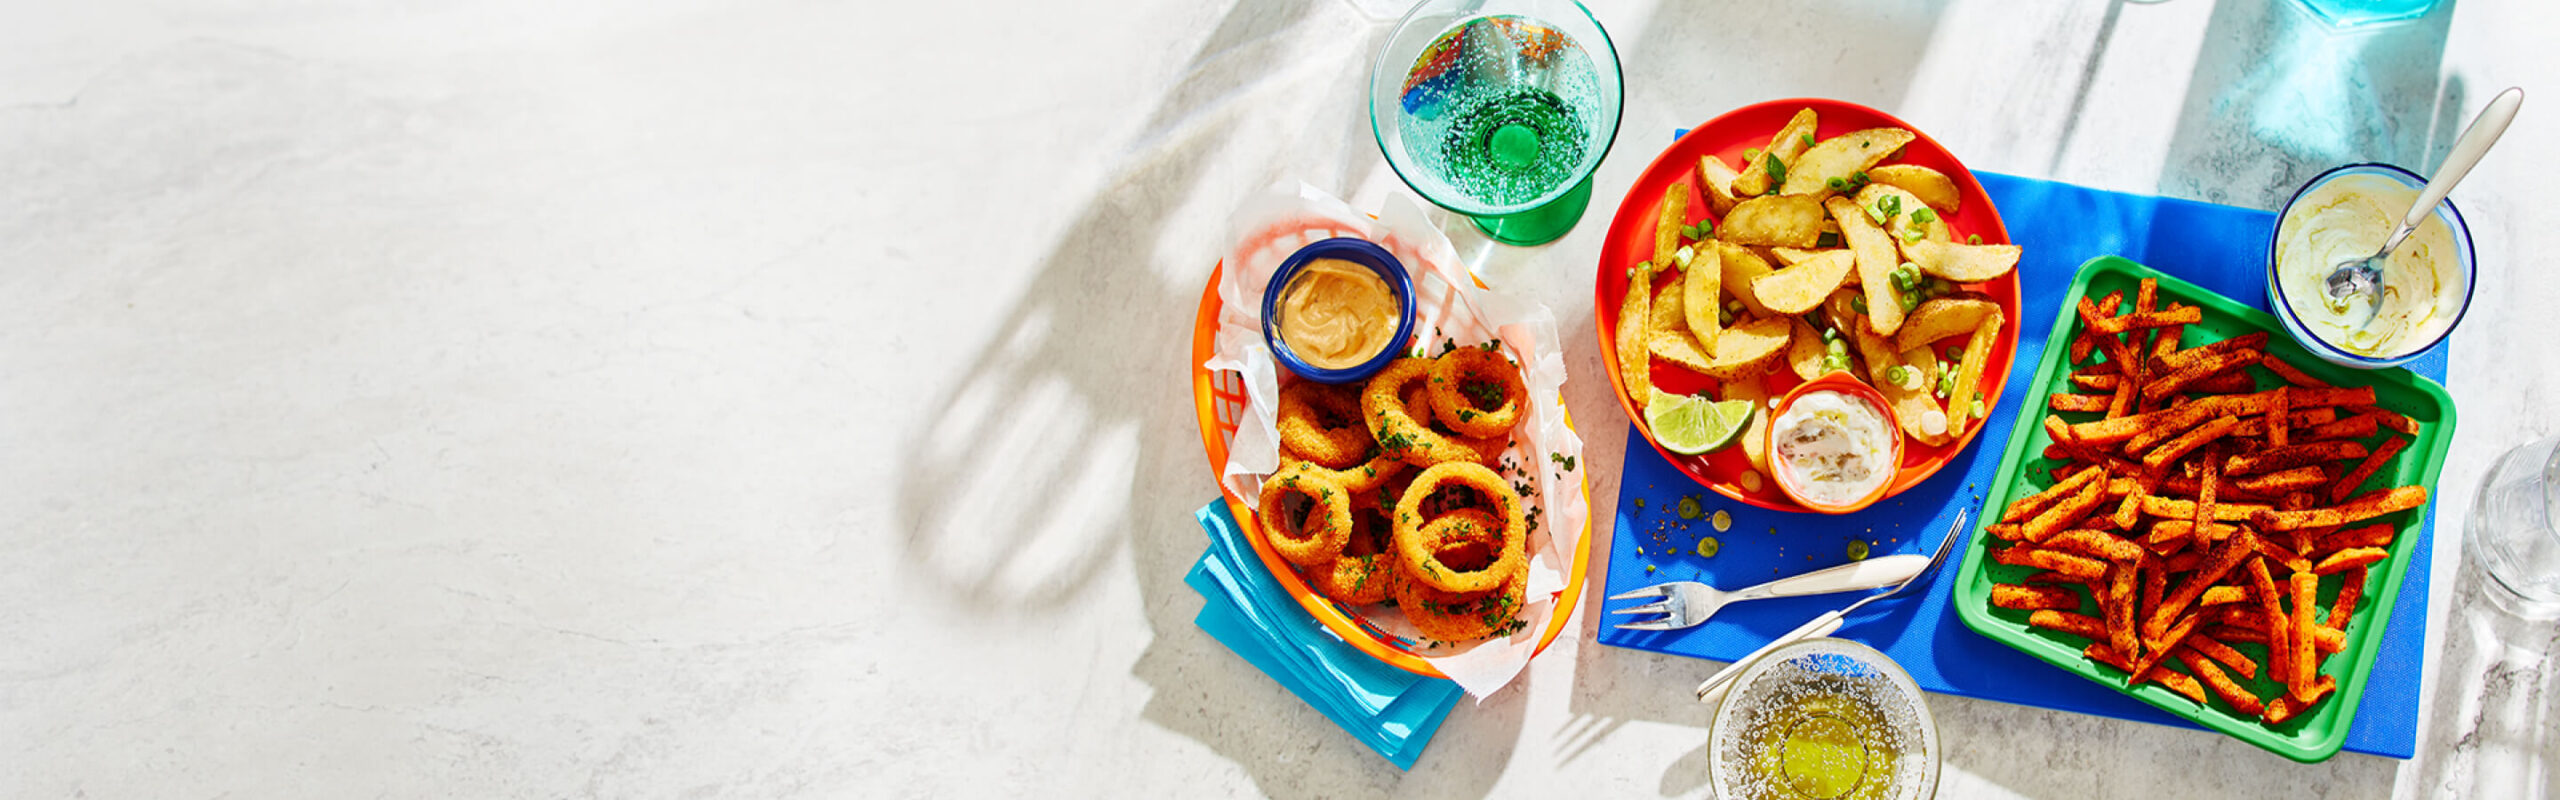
top-left (1646, 393), bottom-right (1756, 455)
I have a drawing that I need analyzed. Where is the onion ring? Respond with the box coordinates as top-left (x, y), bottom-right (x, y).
top-left (1396, 554), bottom-right (1527, 642)
top-left (1399, 384), bottom-right (1507, 465)
top-left (1276, 381), bottom-right (1371, 468)
top-left (1428, 348), bottom-right (1528, 438)
top-left (1308, 494), bottom-right (1397, 605)
top-left (1361, 358), bottom-right (1485, 466)
top-left (1281, 445), bottom-right (1406, 494)
top-left (1256, 461), bottom-right (1352, 566)
top-left (1391, 463), bottom-right (1527, 594)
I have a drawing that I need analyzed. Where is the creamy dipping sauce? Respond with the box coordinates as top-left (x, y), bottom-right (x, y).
top-left (2274, 172), bottom-right (2463, 357)
top-left (1772, 391), bottom-right (1895, 507)
top-left (1278, 258), bottom-right (1400, 370)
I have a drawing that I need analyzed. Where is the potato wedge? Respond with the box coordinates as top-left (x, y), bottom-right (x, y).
top-left (1725, 376), bottom-right (1773, 475)
top-left (1826, 195), bottom-right (1906, 337)
top-left (1750, 250), bottom-right (1857, 316)
top-left (1768, 247), bottom-right (1846, 266)
top-left (1656, 317), bottom-right (1789, 380)
top-left (1853, 184), bottom-right (1950, 243)
top-left (1882, 348), bottom-right (1951, 446)
top-left (1718, 194), bottom-right (1824, 248)
top-left (1849, 324), bottom-right (1901, 387)
top-left (1616, 263), bottom-right (1655, 406)
top-left (1787, 318), bottom-right (1829, 381)
top-left (1781, 127), bottom-right (1917, 196)
top-left (1718, 242), bottom-right (1776, 318)
top-left (1650, 273), bottom-right (1685, 334)
top-left (1655, 183), bottom-right (1691, 271)
top-left (1867, 164), bottom-right (1960, 213)
top-left (1894, 297), bottom-right (2000, 352)
top-left (1820, 288), bottom-right (1862, 340)
top-left (1946, 306), bottom-right (2007, 436)
top-left (1697, 154), bottom-right (1744, 215)
top-left (1681, 237), bottom-right (1723, 354)
top-left (1899, 344), bottom-right (1940, 392)
top-left (1903, 238), bottom-right (2022, 282)
top-left (1733, 108), bottom-right (1818, 197)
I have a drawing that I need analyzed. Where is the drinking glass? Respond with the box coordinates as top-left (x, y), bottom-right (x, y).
top-left (1368, 0), bottom-right (1622, 246)
top-left (2467, 433), bottom-right (2560, 619)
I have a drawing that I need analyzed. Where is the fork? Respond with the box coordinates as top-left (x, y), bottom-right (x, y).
top-left (1607, 554), bottom-right (1928, 631)
top-left (1694, 506), bottom-right (1970, 704)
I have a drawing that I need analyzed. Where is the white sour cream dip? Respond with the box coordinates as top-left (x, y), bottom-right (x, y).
top-left (2273, 172), bottom-right (2463, 357)
top-left (1772, 390), bottom-right (1895, 507)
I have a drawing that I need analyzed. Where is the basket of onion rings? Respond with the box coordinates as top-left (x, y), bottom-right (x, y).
top-left (1192, 183), bottom-right (1591, 692)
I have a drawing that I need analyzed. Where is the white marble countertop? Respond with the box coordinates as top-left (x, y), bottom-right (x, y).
top-left (4, 1), bottom-right (2555, 797)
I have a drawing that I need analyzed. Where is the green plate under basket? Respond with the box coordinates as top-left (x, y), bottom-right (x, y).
top-left (1951, 256), bottom-right (2456, 763)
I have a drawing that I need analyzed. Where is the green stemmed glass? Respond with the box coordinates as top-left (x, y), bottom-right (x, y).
top-left (1369, 0), bottom-right (1622, 247)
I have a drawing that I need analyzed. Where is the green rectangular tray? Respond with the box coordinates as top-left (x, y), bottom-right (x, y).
top-left (1950, 255), bottom-right (2456, 763)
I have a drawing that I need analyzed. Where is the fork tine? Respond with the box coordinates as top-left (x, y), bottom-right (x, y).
top-left (1608, 600), bottom-right (1675, 617)
top-left (1613, 618), bottom-right (1683, 631)
top-left (1607, 585), bottom-right (1671, 601)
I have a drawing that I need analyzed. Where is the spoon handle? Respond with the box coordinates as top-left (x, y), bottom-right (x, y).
top-left (2396, 87), bottom-right (2524, 244)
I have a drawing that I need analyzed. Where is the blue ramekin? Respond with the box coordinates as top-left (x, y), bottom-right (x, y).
top-left (1262, 237), bottom-right (1419, 384)
top-left (2265, 162), bottom-right (2475, 369)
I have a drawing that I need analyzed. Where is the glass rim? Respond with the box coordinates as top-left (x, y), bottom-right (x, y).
top-left (1366, 0), bottom-right (1624, 218)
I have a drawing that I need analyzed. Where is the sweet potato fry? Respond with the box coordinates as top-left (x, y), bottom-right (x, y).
top-left (2031, 610), bottom-right (2109, 639)
top-left (2179, 649), bottom-right (2264, 716)
top-left (2262, 676), bottom-right (2336, 725)
top-left (2024, 570), bottom-right (2091, 586)
top-left (2106, 564), bottom-right (2139, 658)
top-left (2261, 356), bottom-right (2332, 389)
top-left (2266, 386), bottom-right (2292, 447)
top-left (2247, 559), bottom-right (2291, 691)
top-left (2003, 463), bottom-right (2105, 524)
top-left (2129, 613), bottom-right (2198, 684)
top-left (2024, 475), bottom-right (2109, 543)
top-left (1996, 545), bottom-right (2108, 581)
top-left (2329, 566), bottom-right (2366, 633)
top-left (2199, 585), bottom-right (2249, 606)
top-left (2302, 413), bottom-right (2380, 442)
top-left (2069, 289), bottom-right (2123, 363)
top-left (2151, 527), bottom-right (2255, 641)
top-left (2153, 666), bottom-right (2210, 705)
top-left (2236, 466), bottom-right (2329, 497)
top-left (2142, 416), bottom-right (2241, 470)
top-left (2284, 385), bottom-right (2378, 408)
top-left (2344, 404), bottom-right (2420, 435)
top-left (2083, 642), bottom-right (2134, 672)
top-left (2152, 332), bottom-right (2270, 373)
top-left (2048, 529), bottom-right (2145, 563)
top-left (2314, 547), bottom-right (2389, 575)
top-left (2187, 632), bottom-right (2259, 679)
top-left (2252, 485), bottom-right (2429, 531)
top-left (2141, 348), bottom-right (2261, 401)
top-left (2317, 523), bottom-right (2395, 552)
top-left (2084, 304), bottom-right (2202, 335)
top-left (2329, 435), bottom-right (2410, 503)
top-left (2227, 441), bottom-right (2369, 477)
top-left (2138, 496), bottom-right (2269, 522)
top-left (2048, 393), bottom-right (2112, 413)
top-left (2290, 568), bottom-right (2318, 701)
top-left (1992, 584), bottom-right (2085, 611)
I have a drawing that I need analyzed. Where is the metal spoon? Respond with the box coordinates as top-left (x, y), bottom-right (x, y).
top-left (2322, 87), bottom-right (2523, 324)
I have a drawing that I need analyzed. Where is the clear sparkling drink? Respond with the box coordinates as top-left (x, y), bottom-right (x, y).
top-left (1394, 15), bottom-right (1604, 210)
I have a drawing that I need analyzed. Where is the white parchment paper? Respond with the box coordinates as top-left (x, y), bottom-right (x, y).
top-left (1203, 182), bottom-right (1587, 698)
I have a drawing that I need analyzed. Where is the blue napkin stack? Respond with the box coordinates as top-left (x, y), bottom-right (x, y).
top-left (1188, 499), bottom-right (1463, 769)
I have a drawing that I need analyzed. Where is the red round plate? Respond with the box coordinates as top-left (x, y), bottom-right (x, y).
top-left (1592, 98), bottom-right (2022, 512)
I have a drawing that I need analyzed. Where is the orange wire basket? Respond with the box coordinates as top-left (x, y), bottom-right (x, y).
top-left (1188, 260), bottom-right (1592, 677)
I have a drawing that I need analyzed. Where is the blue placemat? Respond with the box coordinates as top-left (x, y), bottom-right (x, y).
top-left (1592, 171), bottom-right (2440, 759)
top-left (1189, 500), bottom-right (1464, 768)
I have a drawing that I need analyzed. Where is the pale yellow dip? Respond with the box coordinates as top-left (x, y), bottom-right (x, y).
top-left (2274, 173), bottom-right (2463, 357)
top-left (1278, 258), bottom-right (1399, 370)
top-left (1772, 391), bottom-right (1894, 507)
